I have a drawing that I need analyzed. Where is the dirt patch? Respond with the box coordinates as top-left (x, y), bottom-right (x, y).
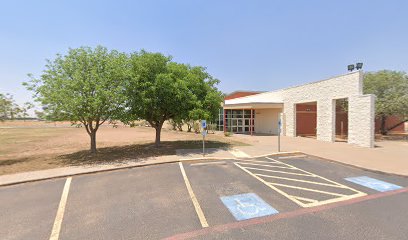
top-left (0, 121), bottom-right (247, 175)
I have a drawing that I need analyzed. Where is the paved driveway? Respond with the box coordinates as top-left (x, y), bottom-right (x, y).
top-left (1, 154), bottom-right (407, 240)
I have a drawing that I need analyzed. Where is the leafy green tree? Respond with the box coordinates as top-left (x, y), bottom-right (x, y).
top-left (0, 93), bottom-right (21, 121)
top-left (24, 46), bottom-right (128, 153)
top-left (0, 93), bottom-right (11, 121)
top-left (34, 110), bottom-right (46, 120)
top-left (120, 50), bottom-right (223, 146)
top-left (21, 102), bottom-right (34, 121)
top-left (364, 70), bottom-right (408, 134)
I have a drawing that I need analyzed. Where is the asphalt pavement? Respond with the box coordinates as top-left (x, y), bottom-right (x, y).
top-left (1, 154), bottom-right (407, 240)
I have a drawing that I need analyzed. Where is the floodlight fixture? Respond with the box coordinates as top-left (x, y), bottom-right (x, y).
top-left (356, 62), bottom-right (363, 70)
top-left (347, 64), bottom-right (355, 72)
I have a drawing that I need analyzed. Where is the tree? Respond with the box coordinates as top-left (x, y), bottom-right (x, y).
top-left (0, 93), bottom-right (21, 121)
top-left (364, 70), bottom-right (408, 135)
top-left (21, 102), bottom-right (34, 121)
top-left (34, 110), bottom-right (46, 120)
top-left (24, 46), bottom-right (128, 153)
top-left (120, 50), bottom-right (223, 147)
top-left (185, 75), bottom-right (224, 133)
top-left (0, 93), bottom-right (12, 121)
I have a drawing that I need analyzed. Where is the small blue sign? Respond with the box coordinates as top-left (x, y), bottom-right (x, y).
top-left (201, 120), bottom-right (207, 129)
top-left (345, 176), bottom-right (403, 192)
top-left (220, 193), bottom-right (279, 221)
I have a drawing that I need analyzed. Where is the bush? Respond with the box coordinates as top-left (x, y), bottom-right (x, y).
top-left (169, 119), bottom-right (177, 130)
top-left (193, 121), bottom-right (201, 133)
top-left (224, 131), bottom-right (233, 137)
top-left (207, 123), bottom-right (217, 133)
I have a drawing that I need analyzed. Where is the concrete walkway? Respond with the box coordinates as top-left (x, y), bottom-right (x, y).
top-left (0, 148), bottom-right (237, 186)
top-left (230, 134), bottom-right (408, 176)
top-left (1, 135), bottom-right (407, 186)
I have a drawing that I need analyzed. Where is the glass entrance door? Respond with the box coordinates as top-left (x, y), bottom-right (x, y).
top-left (225, 109), bottom-right (254, 133)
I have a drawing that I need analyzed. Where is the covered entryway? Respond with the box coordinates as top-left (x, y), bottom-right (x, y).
top-left (223, 103), bottom-right (283, 135)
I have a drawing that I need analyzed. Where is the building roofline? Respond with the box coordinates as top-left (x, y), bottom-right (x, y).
top-left (225, 71), bottom-right (362, 102)
top-left (225, 90), bottom-right (265, 96)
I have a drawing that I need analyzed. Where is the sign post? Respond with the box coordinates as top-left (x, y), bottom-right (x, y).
top-left (201, 120), bottom-right (207, 157)
top-left (278, 117), bottom-right (281, 152)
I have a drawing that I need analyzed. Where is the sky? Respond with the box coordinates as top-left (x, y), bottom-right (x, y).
top-left (1, 0), bottom-right (408, 115)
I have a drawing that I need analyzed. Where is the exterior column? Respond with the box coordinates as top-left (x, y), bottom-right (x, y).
top-left (250, 109), bottom-right (253, 136)
top-left (348, 95), bottom-right (375, 147)
top-left (223, 109), bottom-right (227, 133)
top-left (316, 99), bottom-right (336, 142)
top-left (242, 109), bottom-right (245, 134)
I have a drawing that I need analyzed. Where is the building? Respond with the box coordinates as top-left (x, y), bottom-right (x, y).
top-left (220, 71), bottom-right (376, 148)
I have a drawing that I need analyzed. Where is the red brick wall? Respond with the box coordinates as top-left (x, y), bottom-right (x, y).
top-left (375, 116), bottom-right (405, 133)
top-left (296, 104), bottom-right (349, 136)
top-left (224, 92), bottom-right (261, 100)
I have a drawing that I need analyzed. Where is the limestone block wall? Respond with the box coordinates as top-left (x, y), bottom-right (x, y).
top-left (272, 71), bottom-right (374, 147)
top-left (348, 95), bottom-right (375, 147)
top-left (225, 71), bottom-right (375, 147)
top-left (280, 71), bottom-right (364, 140)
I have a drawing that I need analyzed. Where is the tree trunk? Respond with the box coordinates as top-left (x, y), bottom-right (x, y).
top-left (155, 127), bottom-right (161, 147)
top-left (380, 115), bottom-right (387, 135)
top-left (387, 119), bottom-right (408, 132)
top-left (154, 123), bottom-right (163, 147)
top-left (90, 130), bottom-right (97, 153)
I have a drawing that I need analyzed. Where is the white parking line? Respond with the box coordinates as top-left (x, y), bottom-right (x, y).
top-left (229, 148), bottom-right (251, 158)
top-left (179, 162), bottom-right (209, 228)
top-left (234, 157), bottom-right (367, 208)
top-left (49, 177), bottom-right (72, 240)
top-left (237, 162), bottom-right (295, 170)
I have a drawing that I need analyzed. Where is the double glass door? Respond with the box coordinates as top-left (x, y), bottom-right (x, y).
top-left (225, 109), bottom-right (254, 133)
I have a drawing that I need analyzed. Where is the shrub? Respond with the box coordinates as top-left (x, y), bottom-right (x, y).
top-left (224, 131), bottom-right (233, 137)
top-left (193, 121), bottom-right (201, 133)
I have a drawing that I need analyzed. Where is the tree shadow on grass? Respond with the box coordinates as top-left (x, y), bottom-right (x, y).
top-left (58, 140), bottom-right (234, 166)
top-left (0, 159), bottom-right (27, 167)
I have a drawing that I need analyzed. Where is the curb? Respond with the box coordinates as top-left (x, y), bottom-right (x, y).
top-left (303, 154), bottom-right (408, 178)
top-left (0, 151), bottom-right (303, 187)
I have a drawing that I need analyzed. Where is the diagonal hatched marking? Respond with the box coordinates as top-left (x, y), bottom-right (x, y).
top-left (243, 167), bottom-right (314, 177)
top-left (234, 157), bottom-right (366, 208)
top-left (263, 182), bottom-right (347, 197)
top-left (291, 196), bottom-right (319, 204)
top-left (237, 162), bottom-right (295, 170)
top-left (255, 174), bottom-right (348, 188)
top-left (236, 159), bottom-right (289, 165)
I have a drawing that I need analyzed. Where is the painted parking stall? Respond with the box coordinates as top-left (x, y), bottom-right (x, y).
top-left (234, 156), bottom-right (366, 207)
top-left (220, 193), bottom-right (279, 221)
top-left (345, 176), bottom-right (403, 192)
top-left (3, 153), bottom-right (408, 240)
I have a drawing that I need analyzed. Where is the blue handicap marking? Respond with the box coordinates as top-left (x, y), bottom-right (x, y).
top-left (345, 176), bottom-right (403, 192)
top-left (220, 193), bottom-right (279, 221)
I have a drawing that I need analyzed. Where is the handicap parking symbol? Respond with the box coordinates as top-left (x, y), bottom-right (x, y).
top-left (220, 193), bottom-right (279, 221)
top-left (345, 176), bottom-right (403, 192)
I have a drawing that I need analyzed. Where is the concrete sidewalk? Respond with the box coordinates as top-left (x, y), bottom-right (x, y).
top-left (0, 148), bottom-right (237, 186)
top-left (1, 135), bottom-right (406, 186)
top-left (230, 134), bottom-right (408, 176)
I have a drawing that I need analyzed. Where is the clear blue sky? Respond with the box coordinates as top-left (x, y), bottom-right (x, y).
top-left (1, 0), bottom-right (408, 114)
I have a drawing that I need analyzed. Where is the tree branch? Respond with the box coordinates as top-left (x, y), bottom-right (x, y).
top-left (387, 119), bottom-right (408, 131)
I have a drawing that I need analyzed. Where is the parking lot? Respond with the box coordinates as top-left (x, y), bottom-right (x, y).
top-left (1, 154), bottom-right (408, 240)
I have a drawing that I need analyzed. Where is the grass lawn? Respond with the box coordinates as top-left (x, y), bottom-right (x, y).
top-left (0, 122), bottom-right (248, 175)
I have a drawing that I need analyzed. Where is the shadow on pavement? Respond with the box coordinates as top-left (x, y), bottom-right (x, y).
top-left (57, 140), bottom-right (234, 165)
